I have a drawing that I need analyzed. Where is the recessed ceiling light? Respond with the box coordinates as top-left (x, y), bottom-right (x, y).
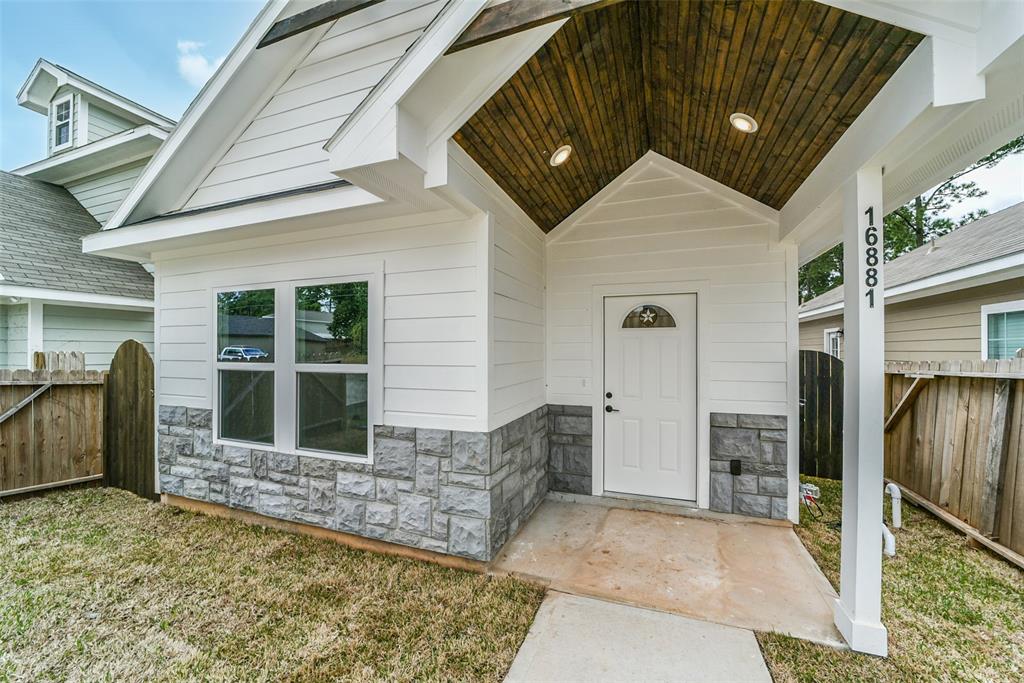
top-left (729, 112), bottom-right (759, 133)
top-left (549, 144), bottom-right (572, 167)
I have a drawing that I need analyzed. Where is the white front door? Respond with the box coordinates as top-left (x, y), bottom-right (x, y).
top-left (603, 294), bottom-right (697, 500)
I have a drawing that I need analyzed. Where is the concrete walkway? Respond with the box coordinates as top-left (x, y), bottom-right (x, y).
top-left (505, 592), bottom-right (771, 682)
top-left (493, 499), bottom-right (843, 646)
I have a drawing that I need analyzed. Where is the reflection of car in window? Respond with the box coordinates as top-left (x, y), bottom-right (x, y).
top-left (218, 346), bottom-right (269, 361)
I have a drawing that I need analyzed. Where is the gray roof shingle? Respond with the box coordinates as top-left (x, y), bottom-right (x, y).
top-left (0, 171), bottom-right (153, 300)
top-left (800, 202), bottom-right (1024, 313)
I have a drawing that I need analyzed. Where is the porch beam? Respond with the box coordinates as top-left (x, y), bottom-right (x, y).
top-left (834, 166), bottom-right (888, 657)
top-left (257, 0), bottom-right (383, 49)
top-left (446, 0), bottom-right (623, 54)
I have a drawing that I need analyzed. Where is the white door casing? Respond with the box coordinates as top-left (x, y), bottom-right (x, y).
top-left (603, 294), bottom-right (697, 500)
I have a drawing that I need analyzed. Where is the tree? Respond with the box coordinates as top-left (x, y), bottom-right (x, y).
top-left (798, 134), bottom-right (1023, 303)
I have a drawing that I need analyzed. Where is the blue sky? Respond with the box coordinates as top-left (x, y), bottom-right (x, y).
top-left (0, 0), bottom-right (1020, 219)
top-left (1, 0), bottom-right (262, 170)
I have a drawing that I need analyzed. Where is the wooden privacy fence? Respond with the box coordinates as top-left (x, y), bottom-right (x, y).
top-left (0, 343), bottom-right (155, 500)
top-left (799, 350), bottom-right (843, 479)
top-left (884, 359), bottom-right (1024, 559)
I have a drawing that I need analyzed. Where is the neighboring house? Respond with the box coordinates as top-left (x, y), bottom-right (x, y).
top-left (79, 0), bottom-right (1023, 657)
top-left (0, 60), bottom-right (173, 369)
top-left (800, 203), bottom-right (1024, 362)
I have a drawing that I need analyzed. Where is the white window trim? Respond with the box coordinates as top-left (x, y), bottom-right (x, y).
top-left (51, 94), bottom-right (74, 152)
top-left (210, 265), bottom-right (383, 464)
top-left (980, 298), bottom-right (1024, 360)
top-left (823, 326), bottom-right (843, 359)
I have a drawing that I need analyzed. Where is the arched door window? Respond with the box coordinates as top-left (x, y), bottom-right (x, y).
top-left (621, 304), bottom-right (676, 329)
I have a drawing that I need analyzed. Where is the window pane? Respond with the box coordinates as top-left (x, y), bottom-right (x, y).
top-left (217, 289), bottom-right (274, 362)
top-left (219, 370), bottom-right (274, 445)
top-left (989, 312), bottom-right (1005, 338)
top-left (297, 372), bottom-right (367, 455)
top-left (55, 123), bottom-right (69, 146)
top-left (622, 304), bottom-right (676, 329)
top-left (56, 101), bottom-right (70, 121)
top-left (295, 281), bottom-right (368, 364)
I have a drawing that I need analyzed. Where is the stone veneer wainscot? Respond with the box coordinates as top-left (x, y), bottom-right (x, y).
top-left (547, 405), bottom-right (593, 494)
top-left (157, 405), bottom-right (549, 561)
top-left (709, 413), bottom-right (789, 519)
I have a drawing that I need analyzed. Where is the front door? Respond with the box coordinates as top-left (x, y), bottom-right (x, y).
top-left (603, 294), bottom-right (697, 500)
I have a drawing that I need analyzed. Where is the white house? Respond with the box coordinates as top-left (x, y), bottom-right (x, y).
top-left (0, 60), bottom-right (173, 370)
top-left (82, 0), bottom-right (1024, 656)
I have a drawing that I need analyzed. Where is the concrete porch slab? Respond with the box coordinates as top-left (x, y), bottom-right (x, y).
top-left (505, 591), bottom-right (771, 682)
top-left (493, 499), bottom-right (843, 646)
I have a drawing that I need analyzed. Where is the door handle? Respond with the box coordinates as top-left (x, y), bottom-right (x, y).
top-left (605, 405), bottom-right (619, 413)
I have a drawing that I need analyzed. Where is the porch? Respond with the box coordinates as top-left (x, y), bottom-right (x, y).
top-left (493, 497), bottom-right (842, 646)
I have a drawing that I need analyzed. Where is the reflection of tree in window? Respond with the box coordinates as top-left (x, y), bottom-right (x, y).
top-left (296, 282), bottom-right (368, 364)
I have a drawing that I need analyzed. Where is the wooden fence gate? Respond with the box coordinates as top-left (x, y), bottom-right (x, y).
top-left (104, 340), bottom-right (156, 500)
top-left (799, 350), bottom-right (843, 479)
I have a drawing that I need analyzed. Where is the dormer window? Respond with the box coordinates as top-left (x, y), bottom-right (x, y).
top-left (52, 95), bottom-right (73, 151)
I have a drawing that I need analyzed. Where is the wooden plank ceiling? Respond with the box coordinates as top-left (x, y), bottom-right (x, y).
top-left (454, 1), bottom-right (923, 232)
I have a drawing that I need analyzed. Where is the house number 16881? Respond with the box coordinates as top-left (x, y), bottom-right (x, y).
top-left (864, 206), bottom-right (879, 308)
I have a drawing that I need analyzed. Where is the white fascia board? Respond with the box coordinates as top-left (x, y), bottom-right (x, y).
top-left (104, 0), bottom-right (299, 230)
top-left (11, 125), bottom-right (166, 182)
top-left (325, 0), bottom-right (488, 169)
top-left (17, 58), bottom-right (175, 127)
top-left (816, 1), bottom-right (979, 46)
top-left (797, 251), bottom-right (1024, 320)
top-left (0, 285), bottom-right (153, 311)
top-left (83, 183), bottom-right (383, 259)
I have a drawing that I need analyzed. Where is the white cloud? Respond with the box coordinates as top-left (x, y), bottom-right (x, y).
top-left (176, 40), bottom-right (225, 88)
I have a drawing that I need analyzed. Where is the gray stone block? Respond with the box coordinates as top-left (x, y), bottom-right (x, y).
top-left (710, 412), bottom-right (738, 427)
top-left (393, 426), bottom-right (416, 441)
top-left (258, 481), bottom-right (284, 496)
top-left (549, 472), bottom-right (590, 495)
top-left (160, 475), bottom-right (183, 495)
top-left (746, 462), bottom-right (787, 478)
top-left (159, 405), bottom-right (187, 427)
top-left (336, 471), bottom-right (375, 499)
top-left (170, 465), bottom-right (200, 479)
top-left (758, 476), bottom-right (788, 497)
top-left (309, 478), bottom-right (335, 513)
top-left (760, 429), bottom-right (787, 442)
top-left (710, 460), bottom-right (731, 472)
top-left (268, 452), bottom-right (299, 475)
top-left (554, 415), bottom-right (590, 436)
top-left (735, 474), bottom-right (758, 494)
top-left (771, 498), bottom-right (789, 520)
top-left (168, 426), bottom-right (193, 439)
top-left (299, 456), bottom-right (336, 479)
top-left (760, 441), bottom-right (787, 465)
top-left (267, 470), bottom-right (301, 486)
top-left (187, 408), bottom-right (213, 429)
top-left (448, 515), bottom-right (488, 560)
top-left (452, 431), bottom-right (490, 474)
top-left (738, 414), bottom-right (787, 430)
top-left (373, 425), bottom-right (394, 438)
top-left (416, 428), bottom-right (451, 456)
top-left (229, 478), bottom-right (258, 510)
top-left (562, 445), bottom-right (591, 475)
top-left (560, 405), bottom-right (591, 416)
top-left (734, 493), bottom-right (771, 518)
top-left (711, 427), bottom-right (759, 460)
top-left (415, 455), bottom-right (439, 496)
top-left (710, 472), bottom-right (733, 513)
top-left (335, 498), bottom-right (365, 533)
top-left (259, 495), bottom-right (294, 518)
top-left (366, 502), bottom-right (397, 528)
top-left (376, 478), bottom-right (400, 503)
top-left (193, 429), bottom-right (213, 457)
top-left (217, 445), bottom-right (251, 467)
top-left (374, 437), bottom-right (416, 479)
top-left (398, 494), bottom-right (432, 534)
top-left (446, 471), bottom-right (488, 489)
top-left (439, 485), bottom-right (491, 518)
top-left (252, 451), bottom-right (268, 478)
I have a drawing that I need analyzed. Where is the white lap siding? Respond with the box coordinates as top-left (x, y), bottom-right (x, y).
top-left (546, 155), bottom-right (790, 416)
top-left (154, 213), bottom-right (486, 431)
top-left (183, 0), bottom-right (443, 210)
top-left (41, 305), bottom-right (154, 370)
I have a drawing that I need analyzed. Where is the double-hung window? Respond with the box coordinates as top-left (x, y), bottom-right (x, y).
top-left (982, 300), bottom-right (1024, 360)
top-left (215, 273), bottom-right (378, 460)
top-left (52, 95), bottom-right (73, 152)
top-left (824, 327), bottom-right (843, 359)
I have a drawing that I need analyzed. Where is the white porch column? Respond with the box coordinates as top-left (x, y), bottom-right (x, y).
top-left (834, 166), bottom-right (887, 656)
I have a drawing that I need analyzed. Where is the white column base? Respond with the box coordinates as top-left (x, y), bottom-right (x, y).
top-left (834, 598), bottom-right (888, 657)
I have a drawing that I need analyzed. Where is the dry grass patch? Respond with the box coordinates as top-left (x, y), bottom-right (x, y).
top-left (758, 476), bottom-right (1024, 683)
top-left (0, 488), bottom-right (544, 682)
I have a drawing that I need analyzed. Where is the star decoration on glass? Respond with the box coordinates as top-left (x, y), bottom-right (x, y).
top-left (639, 307), bottom-right (657, 326)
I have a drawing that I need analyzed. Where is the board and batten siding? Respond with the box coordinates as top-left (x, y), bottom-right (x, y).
top-left (546, 156), bottom-right (789, 416)
top-left (490, 215), bottom-right (546, 427)
top-left (154, 212), bottom-right (487, 431)
top-left (1, 304), bottom-right (28, 369)
top-left (799, 277), bottom-right (1024, 361)
top-left (183, 0), bottom-right (443, 210)
top-left (42, 305), bottom-right (154, 370)
top-left (87, 105), bottom-right (135, 142)
top-left (65, 160), bottom-right (148, 226)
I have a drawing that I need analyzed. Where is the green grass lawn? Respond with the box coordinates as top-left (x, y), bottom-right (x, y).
top-left (758, 476), bottom-right (1024, 683)
top-left (0, 488), bottom-right (544, 682)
